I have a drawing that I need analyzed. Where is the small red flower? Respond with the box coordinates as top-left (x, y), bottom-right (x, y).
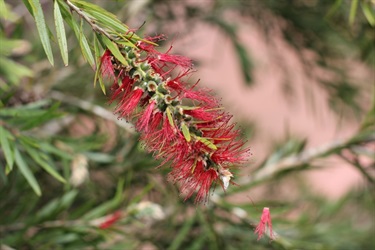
top-left (183, 88), bottom-right (218, 107)
top-left (114, 88), bottom-right (144, 118)
top-left (109, 76), bottom-right (134, 104)
top-left (156, 53), bottom-right (192, 69)
top-left (255, 207), bottom-right (275, 240)
top-left (99, 211), bottom-right (122, 229)
top-left (180, 161), bottom-right (219, 203)
top-left (183, 107), bottom-right (219, 121)
top-left (137, 100), bottom-right (157, 132)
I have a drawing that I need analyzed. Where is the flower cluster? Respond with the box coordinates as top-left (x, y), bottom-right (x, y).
top-left (100, 36), bottom-right (249, 203)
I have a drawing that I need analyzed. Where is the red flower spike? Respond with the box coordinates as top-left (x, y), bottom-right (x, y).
top-left (255, 207), bottom-right (275, 241)
top-left (104, 33), bottom-right (250, 203)
top-left (100, 50), bottom-right (115, 79)
top-left (99, 211), bottom-right (122, 229)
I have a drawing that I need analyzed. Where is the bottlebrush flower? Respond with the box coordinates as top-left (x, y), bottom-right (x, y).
top-left (100, 35), bottom-right (250, 203)
top-left (255, 207), bottom-right (275, 240)
top-left (98, 211), bottom-right (122, 229)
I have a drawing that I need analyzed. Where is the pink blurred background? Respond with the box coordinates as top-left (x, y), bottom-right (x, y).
top-left (164, 17), bottom-right (374, 199)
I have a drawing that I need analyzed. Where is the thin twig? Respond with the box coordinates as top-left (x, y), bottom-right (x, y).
top-left (251, 134), bottom-right (375, 183)
top-left (209, 134), bottom-right (374, 245)
top-left (64, 0), bottom-right (114, 41)
top-left (339, 152), bottom-right (374, 184)
top-left (49, 91), bottom-right (135, 134)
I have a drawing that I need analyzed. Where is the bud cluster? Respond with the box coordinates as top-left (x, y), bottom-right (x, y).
top-left (100, 36), bottom-right (250, 202)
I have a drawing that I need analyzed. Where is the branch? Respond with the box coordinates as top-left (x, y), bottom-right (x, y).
top-left (339, 152), bottom-right (374, 184)
top-left (64, 0), bottom-right (113, 41)
top-left (49, 91), bottom-right (135, 134)
top-left (251, 134), bottom-right (375, 183)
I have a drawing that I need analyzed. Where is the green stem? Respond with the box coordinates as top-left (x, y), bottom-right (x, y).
top-left (63, 0), bottom-right (113, 41)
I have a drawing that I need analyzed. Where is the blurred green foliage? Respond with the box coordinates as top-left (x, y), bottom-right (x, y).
top-left (0, 0), bottom-right (374, 249)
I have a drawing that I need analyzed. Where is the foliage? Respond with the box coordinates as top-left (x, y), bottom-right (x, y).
top-left (1, 0), bottom-right (374, 249)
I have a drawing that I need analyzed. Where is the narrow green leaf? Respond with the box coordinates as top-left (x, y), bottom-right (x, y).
top-left (83, 178), bottom-right (124, 220)
top-left (5, 165), bottom-right (11, 175)
top-left (360, 88), bottom-right (375, 131)
top-left (87, 9), bottom-right (128, 34)
top-left (0, 3), bottom-right (21, 22)
top-left (36, 190), bottom-right (78, 221)
top-left (54, 0), bottom-right (68, 66)
top-left (27, 0), bottom-right (54, 65)
top-left (0, 126), bottom-right (14, 172)
top-left (17, 135), bottom-right (40, 148)
top-left (0, 0), bottom-right (9, 20)
top-left (180, 106), bottom-right (199, 111)
top-left (181, 122), bottom-right (191, 142)
top-left (186, 234), bottom-right (206, 250)
top-left (0, 57), bottom-right (33, 85)
top-left (101, 35), bottom-right (128, 66)
top-left (234, 41), bottom-right (253, 84)
top-left (117, 40), bottom-right (137, 49)
top-left (39, 142), bottom-right (72, 159)
top-left (58, 2), bottom-right (94, 69)
top-left (21, 0), bottom-right (33, 20)
top-left (349, 0), bottom-right (359, 25)
top-left (0, 165), bottom-right (8, 183)
top-left (0, 78), bottom-right (9, 92)
top-left (326, 0), bottom-right (343, 19)
top-left (361, 2), bottom-right (375, 26)
top-left (197, 209), bottom-right (218, 249)
top-left (84, 152), bottom-right (114, 163)
top-left (0, 107), bottom-right (44, 117)
top-left (79, 20), bottom-right (95, 69)
top-left (195, 136), bottom-right (217, 150)
top-left (0, 38), bottom-right (28, 56)
top-left (14, 148), bottom-right (41, 196)
top-left (23, 143), bottom-right (66, 183)
top-left (93, 35), bottom-right (106, 94)
top-left (168, 216), bottom-right (196, 250)
top-left (128, 183), bottom-right (154, 205)
top-left (20, 102), bottom-right (61, 130)
top-left (70, 0), bottom-right (131, 34)
top-left (166, 107), bottom-right (175, 127)
top-left (205, 16), bottom-right (253, 85)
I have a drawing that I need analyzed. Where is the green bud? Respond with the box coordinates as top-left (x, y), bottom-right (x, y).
top-left (157, 84), bottom-right (168, 95)
top-left (140, 62), bottom-right (150, 71)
